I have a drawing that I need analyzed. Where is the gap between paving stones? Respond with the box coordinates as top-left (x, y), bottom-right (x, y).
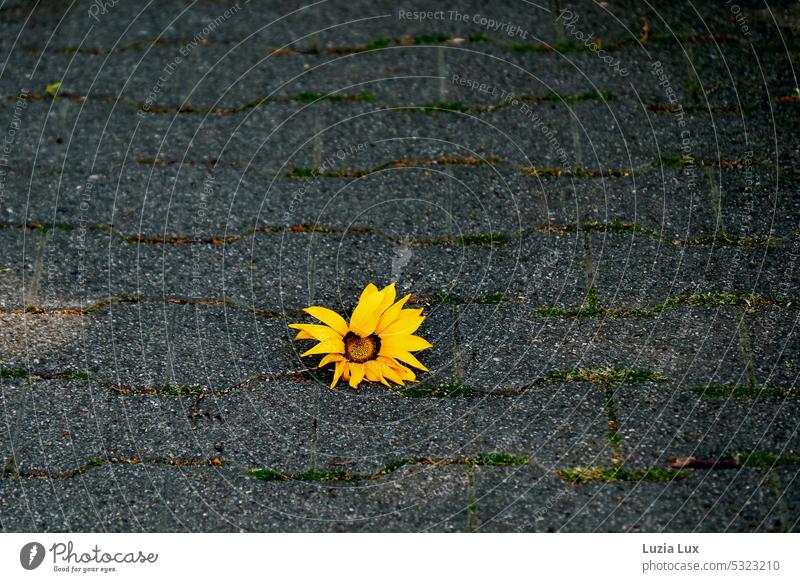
top-left (3, 219), bottom-right (797, 250)
top-left (3, 363), bottom-right (794, 401)
top-left (4, 291), bottom-right (795, 320)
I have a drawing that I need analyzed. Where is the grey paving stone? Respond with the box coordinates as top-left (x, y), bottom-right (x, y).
top-left (0, 226), bottom-right (38, 311)
top-left (594, 234), bottom-right (800, 310)
top-left (615, 383), bottom-right (800, 470)
top-left (0, 100), bottom-right (319, 175)
top-left (4, 303), bottom-right (298, 387)
top-left (1, 379), bottom-right (320, 476)
top-left (10, 163), bottom-right (792, 243)
top-left (473, 464), bottom-right (792, 532)
top-left (745, 310), bottom-right (800, 388)
top-left (315, 383), bottom-right (613, 475)
top-left (0, 463), bottom-right (469, 532)
top-left (459, 305), bottom-right (746, 389)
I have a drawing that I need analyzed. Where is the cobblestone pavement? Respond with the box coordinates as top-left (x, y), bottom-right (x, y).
top-left (0, 0), bottom-right (798, 532)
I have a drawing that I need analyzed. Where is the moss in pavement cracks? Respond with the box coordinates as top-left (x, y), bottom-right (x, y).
top-left (460, 231), bottom-right (511, 245)
top-left (61, 370), bottom-right (92, 381)
top-left (546, 368), bottom-right (669, 385)
top-left (0, 368), bottom-right (29, 379)
top-left (292, 469), bottom-right (359, 482)
top-left (249, 452), bottom-right (530, 483)
top-left (578, 286), bottom-right (603, 317)
top-left (559, 466), bottom-right (690, 483)
top-left (295, 92), bottom-right (377, 103)
top-left (288, 167), bottom-right (319, 178)
top-left (737, 451), bottom-right (800, 468)
top-left (657, 292), bottom-right (791, 311)
top-left (364, 37), bottom-right (392, 50)
top-left (249, 468), bottom-right (287, 481)
top-left (468, 452), bottom-right (529, 466)
top-left (692, 385), bottom-right (800, 399)
top-left (397, 381), bottom-right (481, 398)
top-left (543, 90), bottom-right (614, 103)
top-left (417, 101), bottom-right (471, 114)
top-left (160, 384), bottom-right (207, 396)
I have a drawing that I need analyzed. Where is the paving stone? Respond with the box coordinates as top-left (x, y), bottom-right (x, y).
top-left (615, 383), bottom-right (800, 470)
top-left (1, 379), bottom-right (323, 477)
top-left (474, 464), bottom-right (793, 532)
top-left (594, 234), bottom-right (800, 310)
top-left (3, 303), bottom-right (297, 389)
top-left (459, 305), bottom-right (746, 389)
top-left (316, 383), bottom-right (613, 475)
top-left (745, 310), bottom-right (800, 388)
top-left (0, 463), bottom-right (469, 532)
top-left (9, 163), bottom-right (793, 243)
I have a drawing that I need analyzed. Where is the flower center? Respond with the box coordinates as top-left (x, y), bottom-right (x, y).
top-left (343, 332), bottom-right (381, 363)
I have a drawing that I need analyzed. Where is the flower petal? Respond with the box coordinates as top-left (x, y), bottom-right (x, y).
top-left (293, 330), bottom-right (314, 340)
top-left (348, 363), bottom-right (365, 388)
top-left (380, 334), bottom-right (433, 353)
top-left (349, 290), bottom-right (384, 337)
top-left (364, 360), bottom-right (391, 386)
top-left (375, 294), bottom-right (411, 333)
top-left (378, 347), bottom-right (428, 371)
top-left (303, 306), bottom-right (349, 336)
top-left (289, 323), bottom-right (343, 342)
top-left (379, 362), bottom-right (404, 385)
top-left (377, 282), bottom-right (397, 314)
top-left (301, 338), bottom-right (344, 357)
top-left (380, 313), bottom-right (426, 337)
top-left (319, 353), bottom-right (344, 368)
top-left (331, 360), bottom-right (347, 388)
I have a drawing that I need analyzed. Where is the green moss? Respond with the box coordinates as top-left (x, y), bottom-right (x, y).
top-left (296, 92), bottom-right (326, 103)
top-left (469, 452), bottom-right (529, 466)
top-left (470, 32), bottom-right (490, 43)
top-left (559, 466), bottom-right (690, 483)
top-left (87, 457), bottom-right (104, 467)
top-left (292, 469), bottom-right (359, 482)
top-left (474, 292), bottom-right (507, 304)
top-left (692, 385), bottom-right (800, 399)
top-left (537, 305), bottom-right (568, 317)
top-left (249, 468), bottom-right (286, 481)
top-left (680, 232), bottom-right (777, 247)
top-left (60, 370), bottom-right (92, 381)
top-left (738, 451), bottom-right (800, 468)
top-left (656, 155), bottom-right (695, 167)
top-left (578, 286), bottom-right (602, 317)
top-left (580, 220), bottom-right (660, 237)
top-left (430, 292), bottom-right (461, 305)
top-left (379, 458), bottom-right (417, 475)
top-left (461, 231), bottom-right (510, 245)
top-left (658, 292), bottom-right (789, 311)
top-left (0, 368), bottom-right (29, 379)
top-left (364, 37), bottom-right (392, 50)
top-left (546, 368), bottom-right (669, 385)
top-left (288, 167), bottom-right (319, 178)
top-left (160, 384), bottom-right (207, 396)
top-left (397, 382), bottom-right (480, 398)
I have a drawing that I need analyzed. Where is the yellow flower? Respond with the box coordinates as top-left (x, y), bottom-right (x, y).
top-left (289, 282), bottom-right (431, 388)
